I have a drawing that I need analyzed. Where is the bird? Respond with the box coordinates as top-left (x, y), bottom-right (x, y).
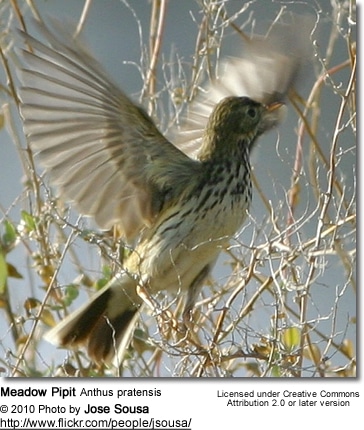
top-left (16, 17), bottom-right (305, 364)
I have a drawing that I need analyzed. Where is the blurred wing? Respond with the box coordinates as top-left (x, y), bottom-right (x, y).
top-left (174, 13), bottom-right (314, 156)
top-left (17, 20), bottom-right (197, 240)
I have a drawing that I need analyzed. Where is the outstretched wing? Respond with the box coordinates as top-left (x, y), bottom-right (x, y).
top-left (17, 20), bottom-right (198, 240)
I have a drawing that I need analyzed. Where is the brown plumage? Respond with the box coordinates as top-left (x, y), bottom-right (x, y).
top-left (16, 17), bottom-right (310, 363)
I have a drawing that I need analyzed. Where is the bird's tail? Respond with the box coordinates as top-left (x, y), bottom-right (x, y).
top-left (44, 274), bottom-right (142, 363)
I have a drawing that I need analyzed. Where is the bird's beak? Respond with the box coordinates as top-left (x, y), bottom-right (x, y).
top-left (266, 101), bottom-right (285, 112)
top-left (259, 101), bottom-right (286, 133)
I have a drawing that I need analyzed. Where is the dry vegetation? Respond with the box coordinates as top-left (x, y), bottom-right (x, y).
top-left (0, 0), bottom-right (356, 377)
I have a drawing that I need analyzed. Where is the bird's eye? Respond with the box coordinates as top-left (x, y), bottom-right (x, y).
top-left (247, 108), bottom-right (257, 119)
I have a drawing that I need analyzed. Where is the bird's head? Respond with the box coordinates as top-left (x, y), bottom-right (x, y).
top-left (199, 96), bottom-right (284, 161)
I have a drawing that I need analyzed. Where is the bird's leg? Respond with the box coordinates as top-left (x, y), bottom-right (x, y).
top-left (183, 264), bottom-right (211, 327)
top-left (136, 277), bottom-right (179, 335)
top-left (136, 266), bottom-right (210, 346)
top-left (156, 264), bottom-right (212, 350)
top-left (135, 276), bottom-right (156, 312)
